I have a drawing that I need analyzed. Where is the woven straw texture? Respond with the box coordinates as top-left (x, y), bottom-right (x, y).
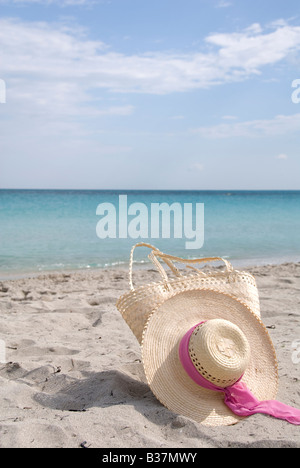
top-left (141, 289), bottom-right (278, 427)
top-left (189, 319), bottom-right (251, 388)
top-left (116, 243), bottom-right (260, 344)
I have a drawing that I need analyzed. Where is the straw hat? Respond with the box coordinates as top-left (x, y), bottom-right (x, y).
top-left (141, 289), bottom-right (278, 427)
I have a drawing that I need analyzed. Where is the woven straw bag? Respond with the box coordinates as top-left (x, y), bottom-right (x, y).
top-left (116, 243), bottom-right (260, 344)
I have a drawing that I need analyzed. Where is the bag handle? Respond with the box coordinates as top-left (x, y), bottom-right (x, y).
top-left (129, 243), bottom-right (181, 291)
top-left (129, 242), bottom-right (233, 291)
top-left (151, 250), bottom-right (234, 274)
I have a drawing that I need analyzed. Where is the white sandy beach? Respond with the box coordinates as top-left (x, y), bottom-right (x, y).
top-left (0, 261), bottom-right (299, 448)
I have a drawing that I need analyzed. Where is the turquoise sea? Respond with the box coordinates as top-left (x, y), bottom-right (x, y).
top-left (0, 190), bottom-right (299, 279)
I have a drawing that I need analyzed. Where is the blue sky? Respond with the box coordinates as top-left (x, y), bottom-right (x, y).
top-left (0, 0), bottom-right (300, 189)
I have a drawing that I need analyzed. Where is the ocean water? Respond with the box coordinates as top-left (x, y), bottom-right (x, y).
top-left (0, 190), bottom-right (299, 279)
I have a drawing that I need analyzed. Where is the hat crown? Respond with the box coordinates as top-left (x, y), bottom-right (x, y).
top-left (189, 319), bottom-right (251, 388)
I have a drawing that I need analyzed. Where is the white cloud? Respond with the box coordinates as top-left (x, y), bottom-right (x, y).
top-left (205, 23), bottom-right (300, 74)
top-left (1, 17), bottom-right (300, 180)
top-left (1, 18), bottom-right (300, 102)
top-left (191, 114), bottom-right (300, 138)
top-left (215, 1), bottom-right (232, 8)
top-left (276, 153), bottom-right (288, 160)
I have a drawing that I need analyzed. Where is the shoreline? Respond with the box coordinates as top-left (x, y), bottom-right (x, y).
top-left (1, 253), bottom-right (300, 282)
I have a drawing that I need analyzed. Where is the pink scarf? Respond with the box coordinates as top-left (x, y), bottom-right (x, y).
top-left (179, 323), bottom-right (300, 425)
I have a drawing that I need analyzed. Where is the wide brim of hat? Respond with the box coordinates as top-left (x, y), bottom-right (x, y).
top-left (141, 289), bottom-right (278, 427)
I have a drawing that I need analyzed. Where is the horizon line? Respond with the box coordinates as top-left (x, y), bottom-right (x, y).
top-left (0, 188), bottom-right (300, 192)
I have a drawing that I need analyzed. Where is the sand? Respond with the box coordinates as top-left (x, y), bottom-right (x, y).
top-left (0, 261), bottom-right (299, 448)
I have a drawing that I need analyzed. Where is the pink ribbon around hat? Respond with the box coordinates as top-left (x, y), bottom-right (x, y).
top-left (179, 322), bottom-right (300, 425)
